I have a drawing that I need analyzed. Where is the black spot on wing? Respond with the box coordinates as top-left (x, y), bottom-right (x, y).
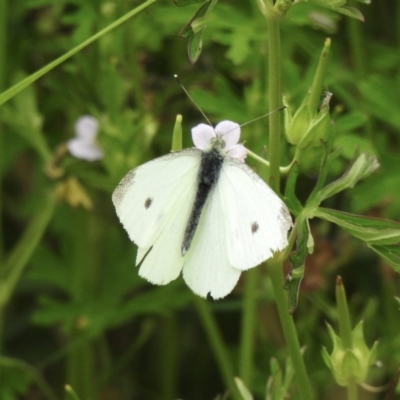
top-left (251, 222), bottom-right (259, 234)
top-left (144, 197), bottom-right (153, 209)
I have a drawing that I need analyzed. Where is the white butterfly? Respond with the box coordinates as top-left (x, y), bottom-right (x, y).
top-left (112, 121), bottom-right (292, 299)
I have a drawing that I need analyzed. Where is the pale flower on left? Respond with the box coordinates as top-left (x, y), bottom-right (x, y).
top-left (67, 115), bottom-right (103, 161)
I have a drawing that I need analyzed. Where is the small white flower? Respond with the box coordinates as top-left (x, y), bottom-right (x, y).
top-left (191, 120), bottom-right (247, 161)
top-left (67, 115), bottom-right (103, 161)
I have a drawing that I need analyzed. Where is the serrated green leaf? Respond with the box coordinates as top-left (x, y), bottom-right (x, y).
top-left (335, 6), bottom-right (364, 21)
top-left (314, 153), bottom-right (379, 204)
top-left (284, 162), bottom-right (303, 215)
top-left (369, 245), bottom-right (400, 271)
top-left (314, 208), bottom-right (400, 245)
top-left (174, 0), bottom-right (205, 6)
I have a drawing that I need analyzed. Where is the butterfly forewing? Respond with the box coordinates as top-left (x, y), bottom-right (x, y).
top-left (112, 149), bottom-right (201, 249)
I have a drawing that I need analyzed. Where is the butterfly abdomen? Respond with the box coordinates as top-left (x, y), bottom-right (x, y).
top-left (181, 148), bottom-right (224, 255)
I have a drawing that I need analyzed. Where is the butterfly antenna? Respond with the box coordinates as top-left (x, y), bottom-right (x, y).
top-left (174, 74), bottom-right (213, 127)
top-left (238, 106), bottom-right (287, 129)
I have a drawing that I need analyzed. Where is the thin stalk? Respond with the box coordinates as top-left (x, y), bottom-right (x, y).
top-left (0, 313), bottom-right (3, 386)
top-left (159, 316), bottom-right (178, 400)
top-left (346, 1), bottom-right (365, 78)
top-left (268, 261), bottom-right (313, 400)
top-left (265, 4), bottom-right (281, 193)
top-left (0, 0), bottom-right (7, 261)
top-left (239, 267), bottom-right (259, 387)
top-left (193, 297), bottom-right (242, 400)
top-left (259, 1), bottom-right (313, 398)
top-left (0, 2), bottom-right (8, 382)
top-left (347, 378), bottom-right (358, 400)
top-left (0, 0), bottom-right (155, 106)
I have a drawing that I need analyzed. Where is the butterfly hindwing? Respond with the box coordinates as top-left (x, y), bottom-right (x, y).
top-left (218, 157), bottom-right (291, 270)
top-left (183, 182), bottom-right (241, 299)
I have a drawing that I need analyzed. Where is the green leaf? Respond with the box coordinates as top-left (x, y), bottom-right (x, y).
top-left (335, 6), bottom-right (364, 21)
top-left (314, 152), bottom-right (379, 204)
top-left (188, 30), bottom-right (204, 64)
top-left (306, 136), bottom-right (338, 205)
top-left (0, 359), bottom-right (31, 400)
top-left (178, 1), bottom-right (210, 37)
top-left (0, 0), bottom-right (155, 106)
top-left (178, 0), bottom-right (218, 63)
top-left (368, 245), bottom-right (400, 271)
top-left (301, 0), bottom-right (365, 21)
top-left (314, 208), bottom-right (400, 245)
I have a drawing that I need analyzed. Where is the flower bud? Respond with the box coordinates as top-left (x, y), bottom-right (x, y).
top-left (285, 92), bottom-right (332, 148)
top-left (322, 321), bottom-right (378, 387)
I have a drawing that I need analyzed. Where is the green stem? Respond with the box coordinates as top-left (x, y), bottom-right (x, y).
top-left (239, 267), bottom-right (259, 387)
top-left (257, 2), bottom-right (313, 398)
top-left (160, 316), bottom-right (178, 400)
top-left (268, 261), bottom-right (313, 400)
top-left (265, 4), bottom-right (281, 193)
top-left (346, 1), bottom-right (365, 78)
top-left (0, 0), bottom-right (7, 262)
top-left (0, 0), bottom-right (155, 106)
top-left (1, 192), bottom-right (57, 308)
top-left (347, 378), bottom-right (358, 400)
top-left (0, 0), bottom-right (6, 91)
top-left (193, 297), bottom-right (242, 400)
top-left (246, 148), bottom-right (270, 168)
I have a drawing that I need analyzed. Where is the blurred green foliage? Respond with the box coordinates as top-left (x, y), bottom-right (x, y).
top-left (1, 0), bottom-right (400, 399)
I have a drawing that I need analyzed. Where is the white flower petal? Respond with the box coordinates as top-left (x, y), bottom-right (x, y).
top-left (227, 144), bottom-right (247, 162)
top-left (215, 120), bottom-right (240, 149)
top-left (75, 115), bottom-right (99, 141)
top-left (191, 123), bottom-right (215, 150)
top-left (67, 138), bottom-right (103, 161)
